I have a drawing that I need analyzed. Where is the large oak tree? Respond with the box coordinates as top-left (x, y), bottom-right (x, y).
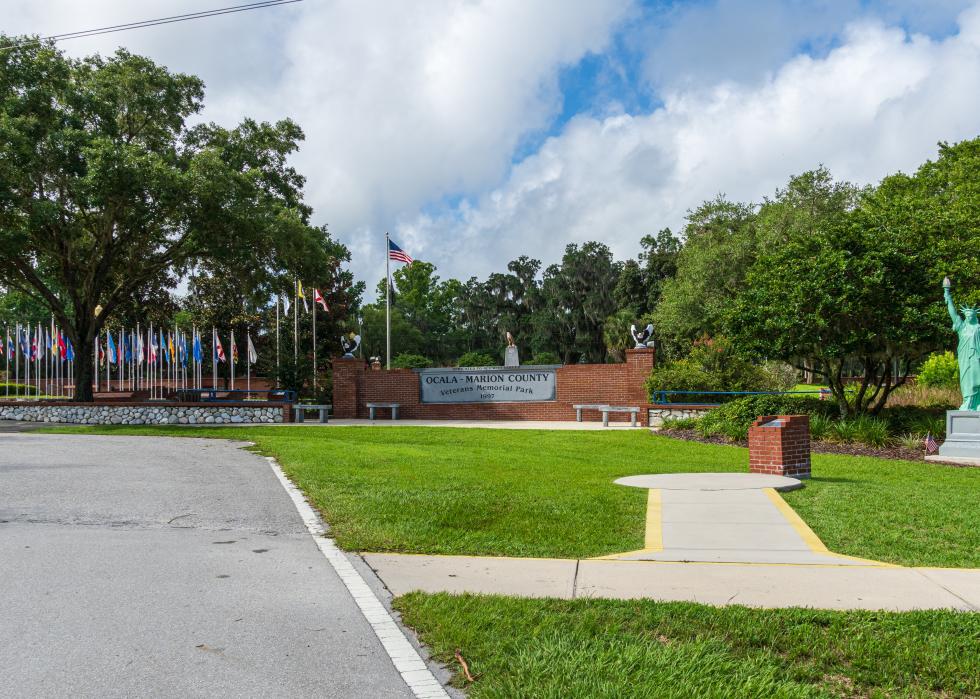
top-left (0, 39), bottom-right (334, 400)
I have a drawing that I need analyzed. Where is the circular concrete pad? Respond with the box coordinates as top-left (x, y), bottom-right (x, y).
top-left (615, 472), bottom-right (803, 491)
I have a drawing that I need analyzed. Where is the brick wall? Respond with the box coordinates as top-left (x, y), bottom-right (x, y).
top-left (748, 414), bottom-right (811, 479)
top-left (332, 349), bottom-right (655, 423)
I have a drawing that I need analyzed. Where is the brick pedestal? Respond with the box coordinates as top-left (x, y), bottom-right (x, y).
top-left (748, 414), bottom-right (811, 479)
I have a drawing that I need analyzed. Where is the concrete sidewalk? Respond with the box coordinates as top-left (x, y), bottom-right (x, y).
top-left (600, 473), bottom-right (884, 566)
top-left (363, 553), bottom-right (980, 611)
top-left (362, 472), bottom-right (979, 612)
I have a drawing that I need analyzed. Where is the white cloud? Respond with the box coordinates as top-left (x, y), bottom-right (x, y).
top-left (401, 5), bottom-right (980, 280)
top-left (4, 1), bottom-right (980, 292)
top-left (2, 0), bottom-right (633, 287)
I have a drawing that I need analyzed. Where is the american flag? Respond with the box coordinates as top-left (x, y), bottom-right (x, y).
top-left (924, 432), bottom-right (938, 454)
top-left (388, 238), bottom-right (413, 264)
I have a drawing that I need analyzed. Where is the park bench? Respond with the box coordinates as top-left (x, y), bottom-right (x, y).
top-left (573, 403), bottom-right (609, 422)
top-left (366, 402), bottom-right (400, 420)
top-left (294, 404), bottom-right (331, 423)
top-left (600, 406), bottom-right (640, 427)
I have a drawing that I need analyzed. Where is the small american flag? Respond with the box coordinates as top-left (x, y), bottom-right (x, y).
top-left (388, 238), bottom-right (413, 265)
top-left (924, 432), bottom-right (938, 455)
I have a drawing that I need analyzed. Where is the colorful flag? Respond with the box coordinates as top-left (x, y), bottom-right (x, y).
top-left (925, 433), bottom-right (939, 455)
top-left (313, 288), bottom-right (329, 312)
top-left (168, 333), bottom-right (175, 361)
top-left (281, 295), bottom-right (290, 317)
top-left (230, 332), bottom-right (238, 363)
top-left (387, 238), bottom-right (413, 264)
top-left (66, 338), bottom-right (75, 361)
top-left (19, 328), bottom-right (28, 358)
top-left (214, 332), bottom-right (226, 363)
top-left (297, 281), bottom-right (309, 313)
top-left (247, 334), bottom-right (258, 364)
top-left (180, 333), bottom-right (188, 367)
top-left (7, 331), bottom-right (15, 357)
top-left (58, 332), bottom-right (67, 360)
top-left (30, 331), bottom-right (38, 360)
top-left (107, 332), bottom-right (117, 364)
top-left (193, 332), bottom-right (203, 363)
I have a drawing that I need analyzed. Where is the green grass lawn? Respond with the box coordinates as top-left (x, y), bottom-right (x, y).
top-left (41, 425), bottom-right (980, 566)
top-left (394, 592), bottom-right (980, 698)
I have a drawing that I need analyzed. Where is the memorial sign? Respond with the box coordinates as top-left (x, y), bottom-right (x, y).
top-left (418, 366), bottom-right (557, 403)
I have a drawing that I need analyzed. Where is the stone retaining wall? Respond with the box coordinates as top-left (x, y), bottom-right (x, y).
top-left (647, 405), bottom-right (714, 428)
top-left (0, 402), bottom-right (286, 425)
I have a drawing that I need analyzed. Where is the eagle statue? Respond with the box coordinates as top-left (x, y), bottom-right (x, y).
top-left (340, 333), bottom-right (361, 358)
top-left (630, 323), bottom-right (655, 349)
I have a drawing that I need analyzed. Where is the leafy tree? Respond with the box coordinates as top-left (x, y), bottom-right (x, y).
top-left (638, 227), bottom-right (682, 311)
top-left (533, 242), bottom-right (620, 363)
top-left (0, 40), bottom-right (334, 400)
top-left (729, 208), bottom-right (942, 416)
top-left (654, 197), bottom-right (756, 354)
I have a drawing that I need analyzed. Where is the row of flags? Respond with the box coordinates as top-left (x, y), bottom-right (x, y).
top-left (95, 327), bottom-right (256, 369)
top-left (281, 281), bottom-right (330, 317)
top-left (3, 237), bottom-right (416, 397)
top-left (2, 325), bottom-right (76, 362)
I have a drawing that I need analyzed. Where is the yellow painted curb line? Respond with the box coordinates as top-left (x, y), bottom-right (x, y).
top-left (591, 488), bottom-right (663, 560)
top-left (644, 488), bottom-right (663, 551)
top-left (763, 488), bottom-right (897, 567)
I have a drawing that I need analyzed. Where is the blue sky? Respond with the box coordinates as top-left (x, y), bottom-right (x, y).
top-left (4, 1), bottom-right (980, 289)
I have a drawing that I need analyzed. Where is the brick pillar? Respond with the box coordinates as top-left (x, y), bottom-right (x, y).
top-left (625, 348), bottom-right (656, 403)
top-left (748, 415), bottom-right (811, 479)
top-left (332, 357), bottom-right (365, 419)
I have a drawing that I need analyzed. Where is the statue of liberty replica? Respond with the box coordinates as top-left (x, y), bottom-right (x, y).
top-left (944, 277), bottom-right (980, 410)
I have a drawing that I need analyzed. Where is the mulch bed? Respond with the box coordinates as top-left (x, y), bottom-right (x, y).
top-left (660, 428), bottom-right (930, 462)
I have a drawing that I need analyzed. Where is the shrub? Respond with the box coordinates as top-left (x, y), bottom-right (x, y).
top-left (897, 432), bottom-right (926, 450)
top-left (530, 351), bottom-right (562, 365)
top-left (760, 361), bottom-right (799, 391)
top-left (646, 338), bottom-right (779, 403)
top-left (808, 414), bottom-right (833, 441)
top-left (853, 415), bottom-right (891, 448)
top-left (880, 406), bottom-right (947, 437)
top-left (661, 416), bottom-right (699, 431)
top-left (0, 382), bottom-right (39, 395)
top-left (829, 419), bottom-right (859, 443)
top-left (390, 353), bottom-right (433, 369)
top-left (457, 351), bottom-right (498, 367)
top-left (698, 394), bottom-right (835, 439)
top-left (918, 351), bottom-right (959, 390)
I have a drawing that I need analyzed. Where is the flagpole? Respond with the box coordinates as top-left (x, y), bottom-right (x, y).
top-left (5, 326), bottom-right (9, 399)
top-left (212, 327), bottom-right (218, 390)
top-left (293, 279), bottom-right (298, 364)
top-left (275, 296), bottom-right (280, 389)
top-left (385, 231), bottom-right (391, 370)
top-left (312, 292), bottom-right (317, 393)
top-left (230, 331), bottom-right (235, 391)
top-left (15, 324), bottom-right (19, 398)
top-left (247, 330), bottom-right (251, 395)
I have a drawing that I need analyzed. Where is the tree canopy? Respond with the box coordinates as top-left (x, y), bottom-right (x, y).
top-left (0, 39), bottom-right (340, 399)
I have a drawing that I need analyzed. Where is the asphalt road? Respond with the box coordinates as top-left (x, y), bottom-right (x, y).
top-left (0, 433), bottom-right (416, 698)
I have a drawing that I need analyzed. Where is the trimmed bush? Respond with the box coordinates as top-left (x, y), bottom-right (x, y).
top-left (918, 351), bottom-right (958, 390)
top-left (530, 351), bottom-right (562, 365)
top-left (698, 394), bottom-right (836, 440)
top-left (390, 353), bottom-right (433, 369)
top-left (646, 338), bottom-right (780, 403)
top-left (0, 382), bottom-right (40, 395)
top-left (457, 351), bottom-right (498, 367)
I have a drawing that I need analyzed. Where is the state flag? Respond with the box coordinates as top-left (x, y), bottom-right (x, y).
top-left (214, 332), bottom-right (226, 363)
top-left (298, 281), bottom-right (309, 313)
top-left (247, 334), bottom-right (258, 364)
top-left (314, 288), bottom-right (329, 312)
